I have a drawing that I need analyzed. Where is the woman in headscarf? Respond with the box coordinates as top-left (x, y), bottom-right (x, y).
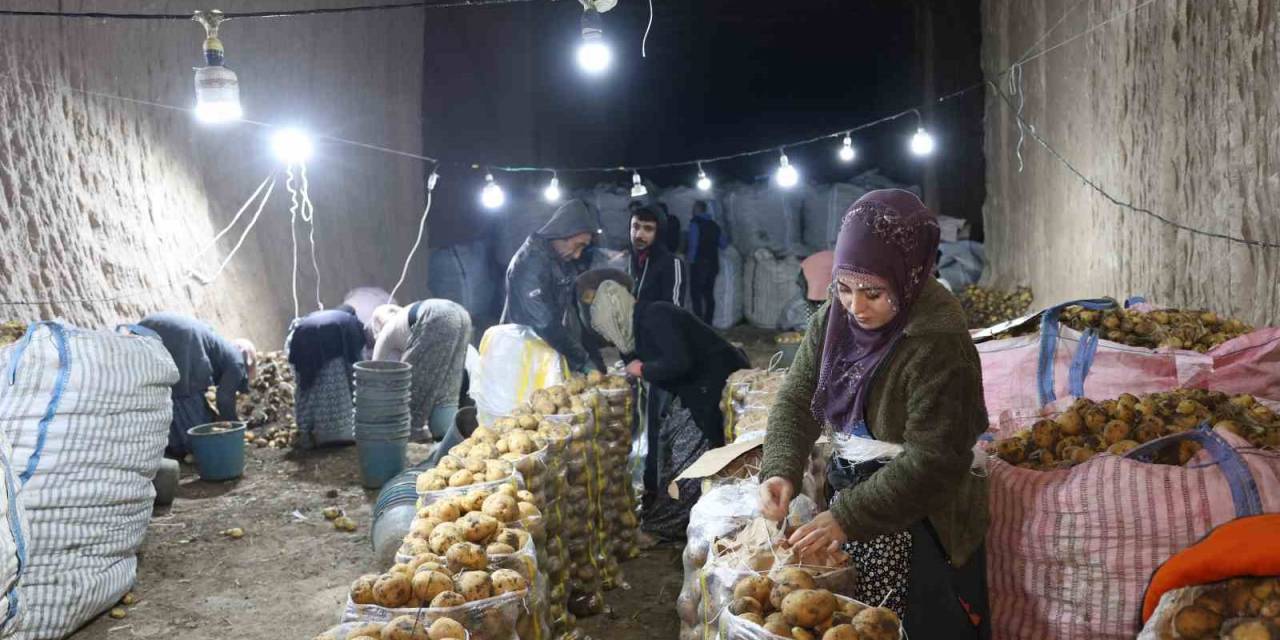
top-left (583, 271), bottom-right (750, 538)
top-left (286, 305), bottom-right (365, 448)
top-left (758, 190), bottom-right (989, 638)
top-left (370, 299), bottom-right (472, 443)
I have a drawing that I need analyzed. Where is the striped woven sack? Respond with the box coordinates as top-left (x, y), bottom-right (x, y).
top-left (986, 425), bottom-right (1280, 639)
top-left (0, 322), bottom-right (176, 640)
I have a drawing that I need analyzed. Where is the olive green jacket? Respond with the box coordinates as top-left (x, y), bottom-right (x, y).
top-left (760, 280), bottom-right (989, 567)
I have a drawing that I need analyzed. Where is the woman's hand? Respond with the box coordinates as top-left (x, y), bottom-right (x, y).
top-left (625, 360), bottom-right (644, 378)
top-left (758, 476), bottom-right (795, 522)
top-left (787, 511), bottom-right (848, 557)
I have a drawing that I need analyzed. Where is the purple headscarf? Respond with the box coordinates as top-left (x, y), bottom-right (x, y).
top-left (811, 189), bottom-right (941, 432)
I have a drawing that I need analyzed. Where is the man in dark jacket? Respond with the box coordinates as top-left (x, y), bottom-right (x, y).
top-left (627, 206), bottom-right (685, 306)
top-left (138, 312), bottom-right (256, 458)
top-left (502, 199), bottom-right (601, 373)
top-left (686, 200), bottom-right (727, 324)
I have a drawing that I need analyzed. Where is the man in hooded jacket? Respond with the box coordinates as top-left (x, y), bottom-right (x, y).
top-left (502, 199), bottom-right (602, 373)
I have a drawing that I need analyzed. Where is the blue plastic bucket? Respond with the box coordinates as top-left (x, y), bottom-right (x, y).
top-left (357, 437), bottom-right (408, 489)
top-left (187, 422), bottom-right (247, 481)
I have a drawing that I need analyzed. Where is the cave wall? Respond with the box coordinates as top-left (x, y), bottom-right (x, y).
top-left (981, 0), bottom-right (1279, 324)
top-left (0, 1), bottom-right (427, 347)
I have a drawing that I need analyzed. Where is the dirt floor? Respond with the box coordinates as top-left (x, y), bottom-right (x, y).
top-left (68, 328), bottom-right (780, 640)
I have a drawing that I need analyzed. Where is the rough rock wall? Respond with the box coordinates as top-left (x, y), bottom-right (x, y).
top-left (0, 1), bottom-right (426, 346)
top-left (982, 0), bottom-right (1279, 324)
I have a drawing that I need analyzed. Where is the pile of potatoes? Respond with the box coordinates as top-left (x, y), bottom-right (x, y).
top-left (338, 562), bottom-right (531, 640)
top-left (992, 389), bottom-right (1280, 471)
top-left (0, 321), bottom-right (24, 347)
top-left (722, 570), bottom-right (902, 640)
top-left (958, 285), bottom-right (1034, 329)
top-left (776, 332), bottom-right (804, 346)
top-left (313, 615), bottom-right (490, 640)
top-left (1059, 305), bottom-right (1253, 353)
top-left (1165, 577), bottom-right (1280, 639)
top-left (204, 350), bottom-right (298, 448)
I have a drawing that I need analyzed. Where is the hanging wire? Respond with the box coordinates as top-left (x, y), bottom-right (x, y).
top-left (988, 81), bottom-right (1280, 250)
top-left (1008, 62), bottom-right (1026, 172)
top-left (0, 1), bottom-right (538, 21)
top-left (286, 164), bottom-right (302, 319)
top-left (188, 175), bottom-right (279, 284)
top-left (299, 164), bottom-right (324, 310)
top-left (641, 0), bottom-right (654, 58)
top-left (388, 170), bottom-right (440, 303)
top-left (184, 172), bottom-right (276, 266)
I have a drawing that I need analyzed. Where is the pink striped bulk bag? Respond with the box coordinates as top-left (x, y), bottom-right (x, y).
top-left (985, 425), bottom-right (1280, 640)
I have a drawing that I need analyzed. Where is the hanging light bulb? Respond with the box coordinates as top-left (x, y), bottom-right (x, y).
top-left (481, 173), bottom-right (505, 210)
top-left (838, 133), bottom-right (856, 163)
top-left (191, 10), bottom-right (242, 124)
top-left (271, 128), bottom-right (313, 164)
top-left (544, 173), bottom-right (562, 202)
top-left (577, 7), bottom-right (613, 75)
top-left (630, 171), bottom-right (648, 198)
top-left (696, 163), bottom-right (712, 192)
top-left (775, 151), bottom-right (799, 189)
top-left (910, 127), bottom-right (936, 157)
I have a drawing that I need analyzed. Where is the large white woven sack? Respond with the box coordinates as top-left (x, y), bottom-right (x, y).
top-left (0, 322), bottom-right (176, 640)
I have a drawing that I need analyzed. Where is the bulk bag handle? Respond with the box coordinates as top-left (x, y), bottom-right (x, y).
top-left (1124, 426), bottom-right (1263, 519)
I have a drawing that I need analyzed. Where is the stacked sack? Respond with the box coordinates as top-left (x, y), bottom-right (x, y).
top-left (983, 389), bottom-right (1280, 639)
top-left (581, 377), bottom-right (642, 585)
top-left (328, 481), bottom-right (549, 640)
top-left (0, 322), bottom-right (177, 639)
top-left (976, 299), bottom-right (1280, 420)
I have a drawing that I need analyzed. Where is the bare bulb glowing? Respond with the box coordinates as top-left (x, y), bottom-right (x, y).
top-left (271, 128), bottom-right (313, 164)
top-left (775, 153), bottom-right (799, 189)
top-left (696, 170), bottom-right (712, 192)
top-left (544, 177), bottom-right (562, 202)
top-left (481, 174), bottom-right (505, 210)
top-left (577, 41), bottom-right (612, 74)
top-left (838, 135), bottom-right (855, 162)
top-left (910, 128), bottom-right (935, 156)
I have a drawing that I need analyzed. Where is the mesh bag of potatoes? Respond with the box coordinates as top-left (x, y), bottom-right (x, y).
top-left (397, 479), bottom-right (542, 564)
top-left (1139, 576), bottom-right (1280, 640)
top-left (505, 388), bottom-right (605, 626)
top-left (678, 480), bottom-right (820, 640)
top-left (723, 370), bottom-right (788, 443)
top-left (587, 382), bottom-right (642, 580)
top-left (719, 588), bottom-right (904, 640)
top-left (338, 583), bottom-right (546, 640)
top-left (990, 389), bottom-right (1280, 472)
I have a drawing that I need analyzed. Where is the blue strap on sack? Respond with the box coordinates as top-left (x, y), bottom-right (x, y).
top-left (116, 323), bottom-right (159, 339)
top-left (1067, 329), bottom-right (1100, 398)
top-left (1036, 298), bottom-right (1116, 406)
top-left (0, 321), bottom-right (71, 629)
top-left (1124, 296), bottom-right (1148, 309)
top-left (1126, 427), bottom-right (1264, 518)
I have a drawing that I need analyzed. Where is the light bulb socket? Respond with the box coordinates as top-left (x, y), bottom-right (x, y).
top-left (427, 172), bottom-right (440, 191)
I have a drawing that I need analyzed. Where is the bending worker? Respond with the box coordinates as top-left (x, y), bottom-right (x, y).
top-left (583, 274), bottom-right (749, 518)
top-left (286, 305), bottom-right (365, 448)
top-left (138, 312), bottom-right (256, 459)
top-left (369, 300), bottom-right (472, 443)
top-left (502, 199), bottom-right (601, 373)
top-left (758, 190), bottom-right (990, 638)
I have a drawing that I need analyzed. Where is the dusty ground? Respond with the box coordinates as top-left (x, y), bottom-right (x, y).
top-left (68, 329), bottom-right (778, 640)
